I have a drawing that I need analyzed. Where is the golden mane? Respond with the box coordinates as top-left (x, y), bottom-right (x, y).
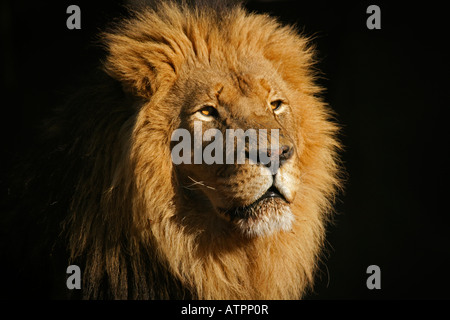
top-left (3, 1), bottom-right (341, 300)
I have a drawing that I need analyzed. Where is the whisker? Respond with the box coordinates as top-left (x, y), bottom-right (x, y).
top-left (187, 176), bottom-right (216, 190)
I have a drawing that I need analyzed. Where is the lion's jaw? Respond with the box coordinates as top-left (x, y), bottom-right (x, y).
top-left (217, 167), bottom-right (297, 237)
top-left (229, 196), bottom-right (295, 238)
top-left (177, 161), bottom-right (299, 237)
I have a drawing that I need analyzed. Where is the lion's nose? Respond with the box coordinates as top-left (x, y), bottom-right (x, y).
top-left (262, 145), bottom-right (294, 169)
top-left (268, 145), bottom-right (293, 163)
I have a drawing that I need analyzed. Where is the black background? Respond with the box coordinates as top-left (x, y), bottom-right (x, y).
top-left (1, 0), bottom-right (449, 300)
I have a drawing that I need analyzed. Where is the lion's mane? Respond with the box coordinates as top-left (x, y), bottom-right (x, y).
top-left (1, 1), bottom-right (341, 299)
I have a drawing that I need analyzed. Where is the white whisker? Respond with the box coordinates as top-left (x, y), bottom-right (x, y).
top-left (186, 176), bottom-right (216, 190)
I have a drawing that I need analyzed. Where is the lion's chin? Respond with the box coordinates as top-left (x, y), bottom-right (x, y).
top-left (223, 197), bottom-right (294, 238)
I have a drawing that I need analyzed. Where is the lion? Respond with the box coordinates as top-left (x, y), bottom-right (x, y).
top-left (0, 1), bottom-right (341, 299)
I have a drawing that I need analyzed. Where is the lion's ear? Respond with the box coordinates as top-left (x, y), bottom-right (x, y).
top-left (102, 32), bottom-right (183, 99)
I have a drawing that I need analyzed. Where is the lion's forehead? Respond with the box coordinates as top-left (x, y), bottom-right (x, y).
top-left (181, 70), bottom-right (285, 110)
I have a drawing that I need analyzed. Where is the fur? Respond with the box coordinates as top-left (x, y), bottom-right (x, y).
top-left (1, 1), bottom-right (341, 299)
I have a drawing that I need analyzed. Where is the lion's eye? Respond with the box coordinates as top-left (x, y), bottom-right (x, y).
top-left (198, 105), bottom-right (218, 117)
top-left (270, 100), bottom-right (284, 112)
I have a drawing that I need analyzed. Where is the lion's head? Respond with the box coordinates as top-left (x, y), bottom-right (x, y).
top-left (93, 1), bottom-right (341, 299)
top-left (3, 1), bottom-right (341, 300)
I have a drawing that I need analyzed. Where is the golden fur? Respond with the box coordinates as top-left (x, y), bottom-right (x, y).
top-left (3, 1), bottom-right (341, 299)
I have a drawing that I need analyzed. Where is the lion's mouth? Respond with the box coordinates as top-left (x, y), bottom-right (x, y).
top-left (222, 186), bottom-right (288, 219)
top-left (258, 186), bottom-right (286, 202)
top-left (217, 185), bottom-right (293, 237)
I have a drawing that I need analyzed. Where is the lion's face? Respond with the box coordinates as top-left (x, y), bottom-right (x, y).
top-left (168, 60), bottom-right (302, 237)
